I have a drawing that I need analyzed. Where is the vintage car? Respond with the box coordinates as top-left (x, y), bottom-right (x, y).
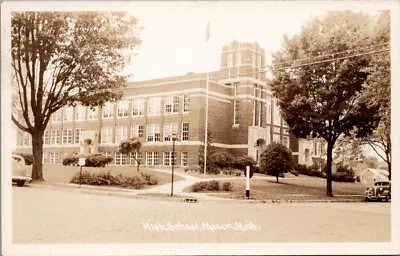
top-left (364, 181), bottom-right (391, 202)
top-left (12, 154), bottom-right (32, 187)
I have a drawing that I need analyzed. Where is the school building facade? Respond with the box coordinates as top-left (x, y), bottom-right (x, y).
top-left (14, 40), bottom-right (326, 168)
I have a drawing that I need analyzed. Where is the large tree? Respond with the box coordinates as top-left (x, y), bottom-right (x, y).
top-left (357, 10), bottom-right (391, 179)
top-left (11, 12), bottom-right (140, 181)
top-left (271, 11), bottom-right (383, 196)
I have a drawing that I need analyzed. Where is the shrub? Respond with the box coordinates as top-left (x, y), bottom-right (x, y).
top-left (140, 172), bottom-right (159, 185)
top-left (63, 153), bottom-right (114, 167)
top-left (14, 153), bottom-right (34, 165)
top-left (222, 182), bottom-right (233, 191)
top-left (206, 180), bottom-right (220, 190)
top-left (356, 176), bottom-right (361, 182)
top-left (190, 180), bottom-right (221, 192)
top-left (290, 169), bottom-right (299, 176)
top-left (69, 170), bottom-right (154, 188)
top-left (332, 172), bottom-right (355, 183)
top-left (208, 151), bottom-right (235, 169)
top-left (336, 164), bottom-right (355, 177)
top-left (85, 153), bottom-right (113, 167)
top-left (63, 155), bottom-right (79, 166)
top-left (259, 142), bottom-right (293, 182)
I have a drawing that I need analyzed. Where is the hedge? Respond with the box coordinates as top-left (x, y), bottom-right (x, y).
top-left (63, 153), bottom-right (113, 167)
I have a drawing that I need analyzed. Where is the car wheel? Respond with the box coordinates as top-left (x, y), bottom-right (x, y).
top-left (16, 180), bottom-right (25, 187)
top-left (385, 193), bottom-right (390, 202)
top-left (364, 197), bottom-right (370, 202)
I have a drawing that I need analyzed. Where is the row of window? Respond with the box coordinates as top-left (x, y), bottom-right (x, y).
top-left (42, 151), bottom-right (189, 167)
top-left (20, 122), bottom-right (190, 146)
top-left (51, 95), bottom-right (190, 123)
top-left (101, 123), bottom-right (189, 144)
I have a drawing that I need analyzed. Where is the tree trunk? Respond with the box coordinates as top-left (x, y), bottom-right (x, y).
top-left (387, 159), bottom-right (391, 180)
top-left (276, 175), bottom-right (279, 183)
top-left (326, 141), bottom-right (334, 197)
top-left (31, 130), bottom-right (45, 181)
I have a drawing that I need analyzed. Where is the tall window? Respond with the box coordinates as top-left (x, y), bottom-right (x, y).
top-left (164, 95), bottom-right (179, 114)
top-left (43, 130), bottom-right (50, 145)
top-left (147, 96), bottom-right (161, 116)
top-left (42, 153), bottom-right (49, 164)
top-left (130, 152), bottom-right (142, 166)
top-left (62, 129), bottom-right (72, 144)
top-left (117, 100), bottom-right (129, 118)
top-left (115, 126), bottom-right (128, 144)
top-left (50, 130), bottom-right (60, 144)
top-left (115, 152), bottom-right (128, 166)
top-left (147, 124), bottom-right (160, 142)
top-left (273, 134), bottom-right (280, 143)
top-left (163, 123), bottom-right (178, 141)
top-left (131, 125), bottom-right (144, 138)
top-left (266, 95), bottom-right (272, 124)
top-left (51, 110), bottom-right (61, 123)
top-left (236, 51), bottom-right (241, 65)
top-left (101, 126), bottom-right (113, 144)
top-left (227, 53), bottom-right (232, 67)
top-left (182, 122), bottom-right (189, 141)
top-left (63, 107), bottom-right (73, 122)
top-left (132, 98), bottom-right (144, 116)
top-left (22, 132), bottom-right (31, 146)
top-left (49, 152), bottom-right (59, 164)
top-left (75, 128), bottom-right (84, 144)
top-left (102, 102), bottom-right (114, 119)
top-left (183, 95), bottom-right (190, 113)
top-left (146, 152), bottom-right (159, 166)
top-left (163, 152), bottom-right (176, 167)
top-left (252, 52), bottom-right (257, 67)
top-left (75, 105), bottom-right (86, 121)
top-left (181, 152), bottom-right (188, 167)
top-left (273, 100), bottom-right (281, 126)
top-left (88, 107), bottom-right (98, 120)
top-left (233, 82), bottom-right (240, 126)
top-left (234, 100), bottom-right (240, 125)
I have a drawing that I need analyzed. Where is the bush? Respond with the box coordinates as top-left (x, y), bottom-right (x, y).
top-left (63, 155), bottom-right (79, 166)
top-left (208, 151), bottom-right (235, 169)
top-left (336, 164), bottom-right (355, 177)
top-left (356, 176), bottom-right (361, 182)
top-left (190, 180), bottom-right (221, 192)
top-left (14, 153), bottom-right (34, 165)
top-left (259, 142), bottom-right (293, 182)
top-left (70, 170), bottom-right (158, 188)
top-left (293, 164), bottom-right (326, 178)
top-left (332, 172), bottom-right (355, 183)
top-left (63, 153), bottom-right (113, 167)
top-left (85, 153), bottom-right (113, 167)
top-left (290, 169), bottom-right (299, 176)
top-left (140, 172), bottom-right (159, 185)
top-left (222, 182), bottom-right (233, 191)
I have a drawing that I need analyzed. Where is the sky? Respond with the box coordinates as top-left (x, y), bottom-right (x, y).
top-left (125, 1), bottom-right (384, 82)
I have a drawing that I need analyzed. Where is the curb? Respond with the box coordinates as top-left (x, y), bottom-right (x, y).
top-left (26, 183), bottom-right (365, 204)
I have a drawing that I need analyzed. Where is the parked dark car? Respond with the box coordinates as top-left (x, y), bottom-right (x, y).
top-left (364, 181), bottom-right (391, 202)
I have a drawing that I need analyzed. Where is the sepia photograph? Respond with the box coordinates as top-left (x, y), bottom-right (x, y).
top-left (1, 0), bottom-right (399, 255)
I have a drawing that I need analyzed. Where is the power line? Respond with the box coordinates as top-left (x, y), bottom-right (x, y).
top-left (206, 42), bottom-right (389, 80)
top-left (208, 47), bottom-right (389, 81)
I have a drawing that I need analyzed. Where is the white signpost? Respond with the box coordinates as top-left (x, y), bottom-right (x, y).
top-left (246, 166), bottom-right (250, 198)
top-left (78, 157), bottom-right (85, 187)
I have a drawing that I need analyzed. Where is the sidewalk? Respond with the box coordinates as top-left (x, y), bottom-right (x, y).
top-left (26, 168), bottom-right (365, 204)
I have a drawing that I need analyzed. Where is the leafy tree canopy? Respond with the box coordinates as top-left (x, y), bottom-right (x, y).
top-left (259, 142), bottom-right (293, 183)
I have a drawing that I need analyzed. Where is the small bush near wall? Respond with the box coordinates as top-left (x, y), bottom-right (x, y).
top-left (70, 170), bottom-right (159, 188)
top-left (63, 153), bottom-right (113, 167)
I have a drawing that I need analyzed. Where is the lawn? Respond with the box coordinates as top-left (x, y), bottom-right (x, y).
top-left (186, 175), bottom-right (367, 200)
top-left (37, 164), bottom-right (182, 186)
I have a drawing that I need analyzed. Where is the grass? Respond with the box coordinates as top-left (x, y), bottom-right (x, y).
top-left (186, 175), bottom-right (366, 200)
top-left (37, 164), bottom-right (182, 186)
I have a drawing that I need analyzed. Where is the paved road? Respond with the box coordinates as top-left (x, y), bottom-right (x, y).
top-left (12, 186), bottom-right (391, 244)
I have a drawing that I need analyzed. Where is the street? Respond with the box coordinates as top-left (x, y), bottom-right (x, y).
top-left (12, 186), bottom-right (391, 243)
